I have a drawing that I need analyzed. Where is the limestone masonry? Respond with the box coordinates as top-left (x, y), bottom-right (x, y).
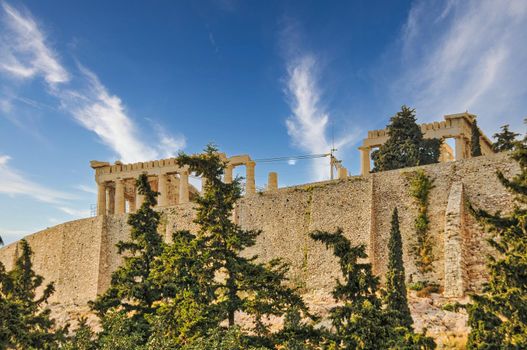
top-left (0, 114), bottom-right (511, 344)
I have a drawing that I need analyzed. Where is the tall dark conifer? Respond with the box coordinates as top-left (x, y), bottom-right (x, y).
top-left (385, 208), bottom-right (413, 329)
top-left (310, 229), bottom-right (389, 349)
top-left (471, 120), bottom-right (482, 157)
top-left (0, 239), bottom-right (62, 349)
top-left (371, 106), bottom-right (441, 172)
top-left (467, 142), bottom-right (527, 348)
top-left (492, 124), bottom-right (519, 152)
top-left (175, 145), bottom-right (312, 346)
top-left (91, 173), bottom-right (164, 344)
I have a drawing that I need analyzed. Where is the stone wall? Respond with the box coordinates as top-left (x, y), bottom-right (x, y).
top-left (0, 152), bottom-right (520, 329)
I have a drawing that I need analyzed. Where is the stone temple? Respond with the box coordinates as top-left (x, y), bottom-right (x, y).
top-left (0, 112), bottom-right (511, 345)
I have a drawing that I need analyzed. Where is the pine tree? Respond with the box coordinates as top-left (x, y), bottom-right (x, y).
top-left (146, 230), bottom-right (217, 346)
top-left (61, 318), bottom-right (96, 350)
top-left (310, 229), bottom-right (389, 349)
top-left (174, 145), bottom-right (313, 346)
top-left (371, 106), bottom-right (441, 172)
top-left (492, 124), bottom-right (519, 152)
top-left (310, 228), bottom-right (435, 350)
top-left (384, 208), bottom-right (413, 329)
top-left (91, 173), bottom-right (165, 345)
top-left (0, 239), bottom-right (63, 349)
top-left (471, 120), bottom-right (482, 157)
top-left (467, 142), bottom-right (527, 348)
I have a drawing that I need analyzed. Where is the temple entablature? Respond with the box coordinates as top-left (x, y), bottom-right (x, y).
top-left (358, 112), bottom-right (495, 176)
top-left (91, 153), bottom-right (259, 216)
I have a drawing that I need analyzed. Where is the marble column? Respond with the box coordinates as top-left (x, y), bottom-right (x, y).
top-left (267, 172), bottom-right (278, 191)
top-left (97, 182), bottom-right (106, 216)
top-left (245, 161), bottom-right (256, 195)
top-left (179, 170), bottom-right (189, 204)
top-left (114, 179), bottom-right (125, 214)
top-left (157, 173), bottom-right (168, 207)
top-left (107, 186), bottom-right (115, 215)
top-left (224, 164), bottom-right (234, 183)
top-left (359, 146), bottom-right (371, 176)
top-left (455, 136), bottom-right (467, 160)
top-left (338, 167), bottom-right (348, 179)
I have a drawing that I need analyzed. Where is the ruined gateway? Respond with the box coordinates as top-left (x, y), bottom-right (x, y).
top-left (0, 113), bottom-right (511, 346)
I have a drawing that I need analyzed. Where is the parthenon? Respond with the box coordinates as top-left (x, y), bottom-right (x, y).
top-left (358, 112), bottom-right (494, 176)
top-left (91, 153), bottom-right (258, 216)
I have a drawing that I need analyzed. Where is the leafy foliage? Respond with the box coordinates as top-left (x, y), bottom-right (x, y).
top-left (61, 318), bottom-right (96, 350)
top-left (384, 208), bottom-right (413, 329)
top-left (173, 145), bottom-right (314, 346)
top-left (0, 239), bottom-right (63, 349)
top-left (310, 229), bottom-right (435, 349)
top-left (91, 173), bottom-right (165, 345)
top-left (407, 170), bottom-right (435, 276)
top-left (492, 124), bottom-right (519, 152)
top-left (471, 119), bottom-right (482, 157)
top-left (371, 106), bottom-right (441, 172)
top-left (467, 141), bottom-right (527, 349)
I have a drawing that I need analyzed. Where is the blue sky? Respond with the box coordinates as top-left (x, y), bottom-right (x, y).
top-left (1, 0), bottom-right (527, 244)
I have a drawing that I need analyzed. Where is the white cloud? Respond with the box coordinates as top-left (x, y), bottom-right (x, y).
top-left (0, 2), bottom-right (69, 84)
top-left (285, 55), bottom-right (355, 181)
top-left (0, 154), bottom-right (74, 204)
top-left (393, 0), bottom-right (527, 134)
top-left (58, 206), bottom-right (90, 217)
top-left (0, 2), bottom-right (185, 163)
top-left (76, 184), bottom-right (97, 194)
top-left (58, 65), bottom-right (159, 163)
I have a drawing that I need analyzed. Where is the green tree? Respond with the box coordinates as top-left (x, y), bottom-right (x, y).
top-left (310, 229), bottom-right (389, 349)
top-left (471, 119), bottom-right (482, 157)
top-left (61, 318), bottom-right (96, 350)
top-left (384, 208), bottom-right (413, 329)
top-left (467, 142), bottom-right (527, 349)
top-left (146, 230), bottom-right (217, 346)
top-left (492, 124), bottom-right (519, 152)
top-left (174, 145), bottom-right (313, 347)
top-left (371, 105), bottom-right (441, 172)
top-left (91, 173), bottom-right (165, 345)
top-left (310, 229), bottom-right (435, 350)
top-left (0, 239), bottom-right (63, 349)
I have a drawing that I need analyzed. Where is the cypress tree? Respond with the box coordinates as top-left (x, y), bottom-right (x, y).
top-left (91, 173), bottom-right (165, 344)
top-left (310, 228), bottom-right (435, 350)
top-left (174, 145), bottom-right (313, 346)
top-left (310, 229), bottom-right (389, 349)
top-left (371, 105), bottom-right (441, 172)
top-left (385, 208), bottom-right (413, 329)
top-left (471, 120), bottom-right (482, 157)
top-left (492, 124), bottom-right (519, 152)
top-left (0, 239), bottom-right (63, 349)
top-left (467, 142), bottom-right (527, 348)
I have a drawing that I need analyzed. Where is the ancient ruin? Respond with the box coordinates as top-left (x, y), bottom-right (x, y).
top-left (0, 113), bottom-right (513, 344)
top-left (358, 112), bottom-right (494, 176)
top-left (91, 153), bottom-right (258, 215)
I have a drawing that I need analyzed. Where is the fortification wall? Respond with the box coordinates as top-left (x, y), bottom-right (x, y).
top-left (0, 152), bottom-right (519, 325)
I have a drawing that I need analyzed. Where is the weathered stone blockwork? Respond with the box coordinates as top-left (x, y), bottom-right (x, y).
top-left (0, 152), bottom-right (519, 326)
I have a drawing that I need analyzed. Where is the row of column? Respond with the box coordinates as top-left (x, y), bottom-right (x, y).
top-left (359, 135), bottom-right (471, 176)
top-left (223, 161), bottom-right (256, 195)
top-left (96, 170), bottom-right (190, 216)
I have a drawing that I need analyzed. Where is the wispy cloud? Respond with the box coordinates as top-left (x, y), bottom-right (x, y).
top-left (284, 55), bottom-right (356, 181)
top-left (58, 65), bottom-right (159, 163)
top-left (58, 206), bottom-right (90, 217)
top-left (0, 2), bottom-right (68, 84)
top-left (0, 154), bottom-right (74, 204)
top-left (393, 0), bottom-right (527, 133)
top-left (0, 2), bottom-right (185, 163)
top-left (76, 184), bottom-right (96, 195)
